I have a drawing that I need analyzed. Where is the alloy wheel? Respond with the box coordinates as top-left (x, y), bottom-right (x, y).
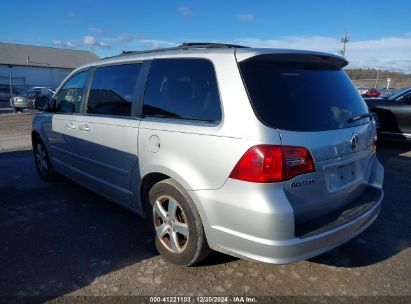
top-left (35, 143), bottom-right (48, 176)
top-left (152, 195), bottom-right (189, 254)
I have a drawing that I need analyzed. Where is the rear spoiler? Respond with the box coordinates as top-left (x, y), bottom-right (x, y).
top-left (235, 48), bottom-right (348, 69)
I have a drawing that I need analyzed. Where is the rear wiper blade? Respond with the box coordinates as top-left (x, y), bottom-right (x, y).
top-left (347, 113), bottom-right (373, 124)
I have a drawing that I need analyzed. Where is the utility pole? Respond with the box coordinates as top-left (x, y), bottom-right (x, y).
top-left (87, 43), bottom-right (95, 53)
top-left (9, 73), bottom-right (16, 113)
top-left (339, 29), bottom-right (349, 58)
top-left (374, 70), bottom-right (380, 89)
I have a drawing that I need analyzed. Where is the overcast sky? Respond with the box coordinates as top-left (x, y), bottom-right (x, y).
top-left (2, 0), bottom-right (411, 72)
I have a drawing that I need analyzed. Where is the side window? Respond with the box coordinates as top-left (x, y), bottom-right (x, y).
top-left (87, 63), bottom-right (141, 117)
top-left (143, 59), bottom-right (222, 122)
top-left (401, 92), bottom-right (411, 104)
top-left (54, 70), bottom-right (89, 113)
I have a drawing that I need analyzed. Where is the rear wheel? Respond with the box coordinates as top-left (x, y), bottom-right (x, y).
top-left (147, 179), bottom-right (211, 266)
top-left (33, 136), bottom-right (58, 182)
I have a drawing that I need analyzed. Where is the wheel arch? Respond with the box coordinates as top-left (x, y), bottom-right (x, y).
top-left (138, 169), bottom-right (210, 231)
top-left (31, 128), bottom-right (53, 162)
top-left (139, 172), bottom-right (171, 216)
top-left (31, 130), bottom-right (42, 148)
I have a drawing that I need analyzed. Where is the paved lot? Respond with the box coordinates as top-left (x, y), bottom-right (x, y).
top-left (0, 113), bottom-right (410, 301)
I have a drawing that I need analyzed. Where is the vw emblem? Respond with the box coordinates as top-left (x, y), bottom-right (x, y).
top-left (350, 133), bottom-right (359, 151)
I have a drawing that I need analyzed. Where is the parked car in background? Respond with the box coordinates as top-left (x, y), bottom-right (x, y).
top-left (364, 88), bottom-right (381, 98)
top-left (10, 87), bottom-right (53, 112)
top-left (377, 88), bottom-right (396, 98)
top-left (32, 43), bottom-right (384, 266)
top-left (0, 84), bottom-right (20, 101)
top-left (365, 87), bottom-right (411, 140)
top-left (357, 86), bottom-right (369, 96)
top-left (32, 87), bottom-right (55, 95)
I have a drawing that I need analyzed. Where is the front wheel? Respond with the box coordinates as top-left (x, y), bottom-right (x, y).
top-left (148, 179), bottom-right (211, 266)
top-left (32, 136), bottom-right (58, 182)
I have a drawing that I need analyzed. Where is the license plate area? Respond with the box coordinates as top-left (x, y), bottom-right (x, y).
top-left (326, 161), bottom-right (359, 192)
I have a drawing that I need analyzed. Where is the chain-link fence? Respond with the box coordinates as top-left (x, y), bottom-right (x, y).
top-left (352, 78), bottom-right (411, 89)
top-left (1, 83), bottom-right (55, 97)
top-left (0, 75), bottom-right (57, 98)
top-left (0, 82), bottom-right (55, 114)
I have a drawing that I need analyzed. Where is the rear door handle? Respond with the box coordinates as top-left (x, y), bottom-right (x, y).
top-left (79, 124), bottom-right (90, 132)
top-left (67, 121), bottom-right (77, 130)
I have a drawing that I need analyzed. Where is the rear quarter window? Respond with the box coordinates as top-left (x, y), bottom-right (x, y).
top-left (143, 58), bottom-right (222, 122)
top-left (240, 61), bottom-right (369, 131)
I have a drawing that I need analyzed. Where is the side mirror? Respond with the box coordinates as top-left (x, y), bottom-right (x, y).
top-left (34, 96), bottom-right (48, 111)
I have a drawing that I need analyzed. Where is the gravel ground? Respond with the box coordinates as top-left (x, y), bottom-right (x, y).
top-left (0, 113), bottom-right (34, 152)
top-left (0, 113), bottom-right (410, 303)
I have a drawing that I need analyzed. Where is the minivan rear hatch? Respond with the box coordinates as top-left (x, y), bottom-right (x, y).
top-left (237, 50), bottom-right (377, 224)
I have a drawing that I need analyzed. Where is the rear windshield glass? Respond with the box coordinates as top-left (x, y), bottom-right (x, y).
top-left (239, 61), bottom-right (370, 131)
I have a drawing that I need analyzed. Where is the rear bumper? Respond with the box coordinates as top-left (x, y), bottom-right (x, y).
top-left (10, 100), bottom-right (33, 108)
top-left (190, 159), bottom-right (384, 264)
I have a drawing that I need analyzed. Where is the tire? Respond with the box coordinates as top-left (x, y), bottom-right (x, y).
top-left (32, 136), bottom-right (58, 182)
top-left (372, 112), bottom-right (380, 130)
top-left (147, 178), bottom-right (211, 266)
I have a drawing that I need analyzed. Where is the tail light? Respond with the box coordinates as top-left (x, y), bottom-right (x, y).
top-left (229, 145), bottom-right (315, 183)
top-left (373, 133), bottom-right (378, 151)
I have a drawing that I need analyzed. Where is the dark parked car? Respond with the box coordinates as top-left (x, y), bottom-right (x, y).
top-left (365, 88), bottom-right (411, 140)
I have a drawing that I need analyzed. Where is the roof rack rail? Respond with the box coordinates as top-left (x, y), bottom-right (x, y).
top-left (179, 42), bottom-right (248, 49)
top-left (103, 42), bottom-right (248, 59)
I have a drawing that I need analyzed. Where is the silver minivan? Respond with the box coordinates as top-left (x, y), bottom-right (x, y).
top-left (32, 43), bottom-right (384, 266)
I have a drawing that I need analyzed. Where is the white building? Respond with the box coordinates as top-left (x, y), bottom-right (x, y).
top-left (0, 42), bottom-right (99, 91)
